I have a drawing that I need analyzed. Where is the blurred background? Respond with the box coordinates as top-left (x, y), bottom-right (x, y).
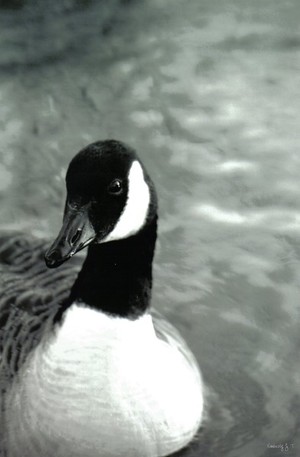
top-left (0, 0), bottom-right (300, 455)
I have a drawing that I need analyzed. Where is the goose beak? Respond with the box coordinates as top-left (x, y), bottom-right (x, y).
top-left (45, 203), bottom-right (95, 268)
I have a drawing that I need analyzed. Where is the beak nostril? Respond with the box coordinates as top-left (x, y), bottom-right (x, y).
top-left (70, 229), bottom-right (82, 246)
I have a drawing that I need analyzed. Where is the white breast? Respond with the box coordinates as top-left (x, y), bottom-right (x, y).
top-left (5, 305), bottom-right (203, 457)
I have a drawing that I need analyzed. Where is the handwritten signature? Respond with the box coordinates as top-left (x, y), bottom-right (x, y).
top-left (267, 443), bottom-right (294, 452)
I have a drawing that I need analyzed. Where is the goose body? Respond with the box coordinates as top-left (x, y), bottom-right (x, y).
top-left (0, 140), bottom-right (204, 457)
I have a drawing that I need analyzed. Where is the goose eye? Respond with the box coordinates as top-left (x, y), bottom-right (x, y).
top-left (108, 179), bottom-right (123, 195)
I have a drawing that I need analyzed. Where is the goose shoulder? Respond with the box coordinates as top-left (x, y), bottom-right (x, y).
top-left (0, 231), bottom-right (80, 381)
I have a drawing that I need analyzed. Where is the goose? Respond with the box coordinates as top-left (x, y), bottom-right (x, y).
top-left (0, 140), bottom-right (204, 457)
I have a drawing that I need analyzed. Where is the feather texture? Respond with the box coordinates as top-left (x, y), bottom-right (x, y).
top-left (0, 232), bottom-right (80, 409)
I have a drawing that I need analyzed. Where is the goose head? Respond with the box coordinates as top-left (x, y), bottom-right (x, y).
top-left (45, 140), bottom-right (157, 268)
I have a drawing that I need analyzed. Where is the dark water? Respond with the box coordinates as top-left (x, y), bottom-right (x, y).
top-left (0, 0), bottom-right (300, 456)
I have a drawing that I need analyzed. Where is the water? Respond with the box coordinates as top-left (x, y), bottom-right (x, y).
top-left (0, 0), bottom-right (300, 455)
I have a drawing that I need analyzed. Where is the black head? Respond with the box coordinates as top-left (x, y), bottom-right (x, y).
top-left (45, 140), bottom-right (157, 268)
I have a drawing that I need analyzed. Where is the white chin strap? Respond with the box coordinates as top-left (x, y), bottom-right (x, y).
top-left (102, 161), bottom-right (150, 243)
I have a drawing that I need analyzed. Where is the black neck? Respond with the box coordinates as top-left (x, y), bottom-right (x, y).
top-left (66, 217), bottom-right (157, 319)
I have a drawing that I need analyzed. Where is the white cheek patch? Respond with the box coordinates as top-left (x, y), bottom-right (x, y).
top-left (103, 161), bottom-right (150, 243)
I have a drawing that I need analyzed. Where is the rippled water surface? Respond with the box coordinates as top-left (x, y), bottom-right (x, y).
top-left (0, 0), bottom-right (300, 456)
